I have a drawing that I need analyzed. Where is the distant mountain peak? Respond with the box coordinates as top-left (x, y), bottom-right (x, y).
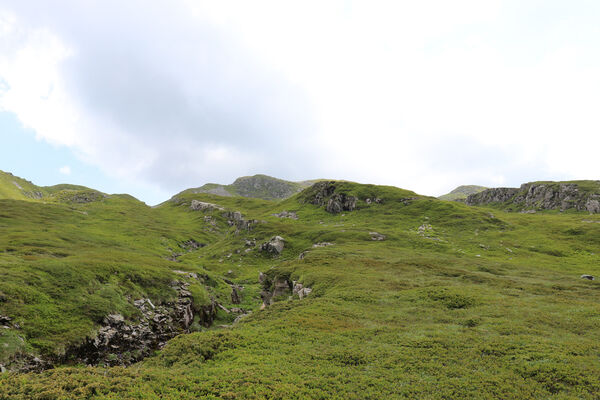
top-left (177, 174), bottom-right (317, 201)
top-left (438, 185), bottom-right (487, 202)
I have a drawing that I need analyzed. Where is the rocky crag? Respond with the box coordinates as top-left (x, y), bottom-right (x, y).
top-left (466, 181), bottom-right (600, 213)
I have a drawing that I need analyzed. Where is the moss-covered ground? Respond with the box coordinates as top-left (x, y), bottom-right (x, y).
top-left (1, 181), bottom-right (599, 399)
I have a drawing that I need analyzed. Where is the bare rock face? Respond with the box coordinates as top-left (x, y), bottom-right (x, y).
top-left (260, 236), bottom-right (285, 255)
top-left (466, 182), bottom-right (600, 213)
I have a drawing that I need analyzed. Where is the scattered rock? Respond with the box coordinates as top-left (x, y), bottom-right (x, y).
top-left (365, 198), bottom-right (383, 205)
top-left (272, 211), bottom-right (298, 219)
top-left (181, 239), bottom-right (205, 251)
top-left (260, 236), bottom-right (285, 255)
top-left (312, 242), bottom-right (334, 248)
top-left (0, 315), bottom-right (12, 325)
top-left (581, 274), bottom-right (595, 280)
top-left (299, 251), bottom-right (308, 260)
top-left (369, 232), bottom-right (386, 241)
top-left (245, 239), bottom-right (256, 247)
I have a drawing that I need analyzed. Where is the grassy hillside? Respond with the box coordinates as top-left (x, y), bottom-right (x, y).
top-left (1, 178), bottom-right (600, 399)
top-left (178, 174), bottom-right (315, 200)
top-left (439, 184), bottom-right (487, 201)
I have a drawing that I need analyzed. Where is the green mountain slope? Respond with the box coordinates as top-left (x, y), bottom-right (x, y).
top-left (0, 170), bottom-right (108, 205)
top-left (438, 184), bottom-right (487, 201)
top-left (1, 177), bottom-right (600, 399)
top-left (177, 174), bottom-right (316, 200)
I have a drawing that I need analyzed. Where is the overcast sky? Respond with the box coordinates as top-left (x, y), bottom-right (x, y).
top-left (1, 1), bottom-right (599, 204)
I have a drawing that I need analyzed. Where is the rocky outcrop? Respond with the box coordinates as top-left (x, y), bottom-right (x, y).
top-left (326, 193), bottom-right (357, 213)
top-left (259, 274), bottom-right (312, 308)
top-left (223, 211), bottom-right (257, 232)
top-left (5, 280), bottom-right (217, 372)
top-left (260, 236), bottom-right (285, 255)
top-left (305, 181), bottom-right (358, 214)
top-left (190, 200), bottom-right (224, 211)
top-left (466, 182), bottom-right (600, 213)
top-left (63, 280), bottom-right (216, 367)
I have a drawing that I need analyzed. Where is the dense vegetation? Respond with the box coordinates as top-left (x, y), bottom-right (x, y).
top-left (1, 173), bottom-right (599, 399)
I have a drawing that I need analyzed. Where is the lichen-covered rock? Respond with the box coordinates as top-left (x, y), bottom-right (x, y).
top-left (260, 236), bottom-right (285, 255)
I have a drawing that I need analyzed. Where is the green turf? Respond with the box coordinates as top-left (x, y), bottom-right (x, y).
top-left (1, 177), bottom-right (599, 399)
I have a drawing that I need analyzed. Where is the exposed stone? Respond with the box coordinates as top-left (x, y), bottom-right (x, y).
top-left (181, 239), bottom-right (205, 251)
top-left (260, 236), bottom-right (285, 255)
top-left (0, 315), bottom-right (12, 325)
top-left (293, 282), bottom-right (313, 300)
top-left (581, 274), bottom-right (595, 280)
top-left (231, 285), bottom-right (243, 304)
top-left (245, 239), bottom-right (256, 247)
top-left (190, 200), bottom-right (224, 211)
top-left (306, 181), bottom-right (358, 214)
top-left (223, 211), bottom-right (257, 232)
top-left (261, 277), bottom-right (291, 307)
top-left (365, 198), bottom-right (383, 205)
top-left (369, 232), bottom-right (386, 241)
top-left (258, 272), bottom-right (267, 284)
top-left (586, 200), bottom-right (600, 214)
top-left (41, 281), bottom-right (218, 370)
top-left (299, 251), bottom-right (308, 260)
top-left (312, 242), bottom-right (334, 248)
top-left (272, 211), bottom-right (298, 219)
top-left (326, 194), bottom-right (357, 214)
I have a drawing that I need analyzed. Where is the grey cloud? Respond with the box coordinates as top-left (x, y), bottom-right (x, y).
top-left (5, 1), bottom-right (318, 191)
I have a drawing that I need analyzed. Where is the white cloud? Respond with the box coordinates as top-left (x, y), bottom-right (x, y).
top-left (59, 165), bottom-right (71, 175)
top-left (0, 1), bottom-right (599, 201)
